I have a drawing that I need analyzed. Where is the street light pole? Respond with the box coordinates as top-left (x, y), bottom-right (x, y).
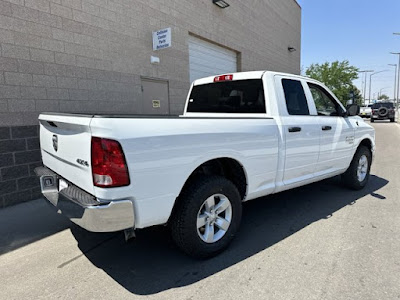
top-left (369, 70), bottom-right (388, 102)
top-left (388, 64), bottom-right (397, 101)
top-left (390, 52), bottom-right (400, 110)
top-left (391, 33), bottom-right (400, 109)
top-left (358, 70), bottom-right (374, 104)
top-left (398, 55), bottom-right (400, 109)
top-left (364, 72), bottom-right (368, 103)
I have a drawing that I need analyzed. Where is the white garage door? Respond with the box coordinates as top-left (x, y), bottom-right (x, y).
top-left (188, 36), bottom-right (237, 83)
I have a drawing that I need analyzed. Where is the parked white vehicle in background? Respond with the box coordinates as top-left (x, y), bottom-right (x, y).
top-left (359, 104), bottom-right (372, 118)
top-left (36, 71), bottom-right (375, 258)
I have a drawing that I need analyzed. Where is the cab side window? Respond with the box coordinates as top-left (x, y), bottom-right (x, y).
top-left (282, 79), bottom-right (309, 115)
top-left (308, 83), bottom-right (342, 116)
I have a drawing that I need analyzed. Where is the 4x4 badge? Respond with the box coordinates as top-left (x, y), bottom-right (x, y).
top-left (76, 159), bottom-right (89, 167)
top-left (52, 134), bottom-right (58, 152)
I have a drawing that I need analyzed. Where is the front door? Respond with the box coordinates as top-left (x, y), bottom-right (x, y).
top-left (141, 78), bottom-right (170, 115)
top-left (306, 82), bottom-right (355, 175)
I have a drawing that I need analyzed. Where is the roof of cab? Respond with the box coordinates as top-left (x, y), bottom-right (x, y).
top-left (192, 70), bottom-right (310, 86)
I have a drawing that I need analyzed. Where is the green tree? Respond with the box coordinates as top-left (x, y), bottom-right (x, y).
top-left (305, 60), bottom-right (360, 105)
top-left (350, 86), bottom-right (363, 106)
top-left (378, 94), bottom-right (389, 100)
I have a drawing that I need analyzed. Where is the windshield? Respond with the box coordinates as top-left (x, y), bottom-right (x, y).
top-left (372, 103), bottom-right (394, 109)
top-left (187, 79), bottom-right (266, 113)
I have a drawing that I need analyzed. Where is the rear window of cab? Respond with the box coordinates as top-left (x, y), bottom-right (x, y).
top-left (372, 103), bottom-right (394, 109)
top-left (187, 79), bottom-right (266, 113)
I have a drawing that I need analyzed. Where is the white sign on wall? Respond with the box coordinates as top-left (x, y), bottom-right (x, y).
top-left (152, 28), bottom-right (172, 51)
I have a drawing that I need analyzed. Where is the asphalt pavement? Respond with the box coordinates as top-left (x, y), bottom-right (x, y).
top-left (0, 120), bottom-right (399, 300)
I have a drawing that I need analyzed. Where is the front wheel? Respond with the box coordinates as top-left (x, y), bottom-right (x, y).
top-left (341, 145), bottom-right (372, 190)
top-left (170, 176), bottom-right (242, 258)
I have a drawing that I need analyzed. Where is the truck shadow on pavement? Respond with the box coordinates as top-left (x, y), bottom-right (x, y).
top-left (71, 174), bottom-right (388, 295)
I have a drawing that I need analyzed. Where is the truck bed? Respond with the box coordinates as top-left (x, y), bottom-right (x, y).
top-left (41, 112), bottom-right (271, 119)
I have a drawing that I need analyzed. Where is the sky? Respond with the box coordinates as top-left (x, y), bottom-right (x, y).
top-left (298, 0), bottom-right (400, 101)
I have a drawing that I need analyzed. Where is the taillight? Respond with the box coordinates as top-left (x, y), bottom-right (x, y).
top-left (214, 74), bottom-right (233, 82)
top-left (91, 137), bottom-right (130, 188)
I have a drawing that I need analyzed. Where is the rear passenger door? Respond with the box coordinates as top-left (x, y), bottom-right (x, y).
top-left (277, 77), bottom-right (321, 185)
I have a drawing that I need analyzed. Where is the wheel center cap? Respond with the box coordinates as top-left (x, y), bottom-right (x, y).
top-left (209, 212), bottom-right (217, 222)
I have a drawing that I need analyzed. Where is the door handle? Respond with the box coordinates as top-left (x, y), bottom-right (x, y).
top-left (322, 126), bottom-right (332, 131)
top-left (288, 127), bottom-right (301, 133)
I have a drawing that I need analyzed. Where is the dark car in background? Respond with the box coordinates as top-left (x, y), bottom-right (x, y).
top-left (371, 102), bottom-right (396, 122)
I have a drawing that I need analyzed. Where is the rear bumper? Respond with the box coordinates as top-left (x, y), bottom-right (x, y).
top-left (372, 114), bottom-right (395, 119)
top-left (35, 167), bottom-right (135, 232)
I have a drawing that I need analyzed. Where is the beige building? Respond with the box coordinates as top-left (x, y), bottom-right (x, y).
top-left (0, 0), bottom-right (301, 207)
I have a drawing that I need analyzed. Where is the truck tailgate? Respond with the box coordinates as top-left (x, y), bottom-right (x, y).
top-left (39, 113), bottom-right (94, 195)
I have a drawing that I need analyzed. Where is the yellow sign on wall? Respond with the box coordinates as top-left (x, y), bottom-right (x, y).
top-left (152, 100), bottom-right (161, 108)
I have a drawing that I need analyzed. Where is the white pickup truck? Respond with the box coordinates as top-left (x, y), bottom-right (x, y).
top-left (359, 105), bottom-right (372, 118)
top-left (36, 71), bottom-right (375, 258)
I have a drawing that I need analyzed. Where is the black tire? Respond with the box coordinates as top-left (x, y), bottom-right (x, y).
top-left (341, 145), bottom-right (372, 190)
top-left (390, 118), bottom-right (395, 122)
top-left (170, 176), bottom-right (242, 258)
top-left (370, 118), bottom-right (374, 123)
top-left (378, 107), bottom-right (388, 117)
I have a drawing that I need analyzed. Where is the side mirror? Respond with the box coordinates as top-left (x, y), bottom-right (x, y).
top-left (346, 104), bottom-right (360, 116)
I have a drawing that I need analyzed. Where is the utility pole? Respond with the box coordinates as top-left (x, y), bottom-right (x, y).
top-left (358, 70), bottom-right (374, 105)
top-left (388, 64), bottom-right (397, 102)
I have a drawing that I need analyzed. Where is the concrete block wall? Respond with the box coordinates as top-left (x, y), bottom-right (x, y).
top-left (0, 125), bottom-right (42, 208)
top-left (0, 0), bottom-right (301, 207)
top-left (0, 0), bottom-right (301, 124)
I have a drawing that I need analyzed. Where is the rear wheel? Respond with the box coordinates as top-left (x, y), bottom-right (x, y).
top-left (341, 145), bottom-right (372, 190)
top-left (390, 118), bottom-right (395, 122)
top-left (370, 118), bottom-right (375, 123)
top-left (170, 176), bottom-right (242, 258)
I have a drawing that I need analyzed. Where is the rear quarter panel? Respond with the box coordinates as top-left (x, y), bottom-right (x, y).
top-left (90, 117), bottom-right (280, 228)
